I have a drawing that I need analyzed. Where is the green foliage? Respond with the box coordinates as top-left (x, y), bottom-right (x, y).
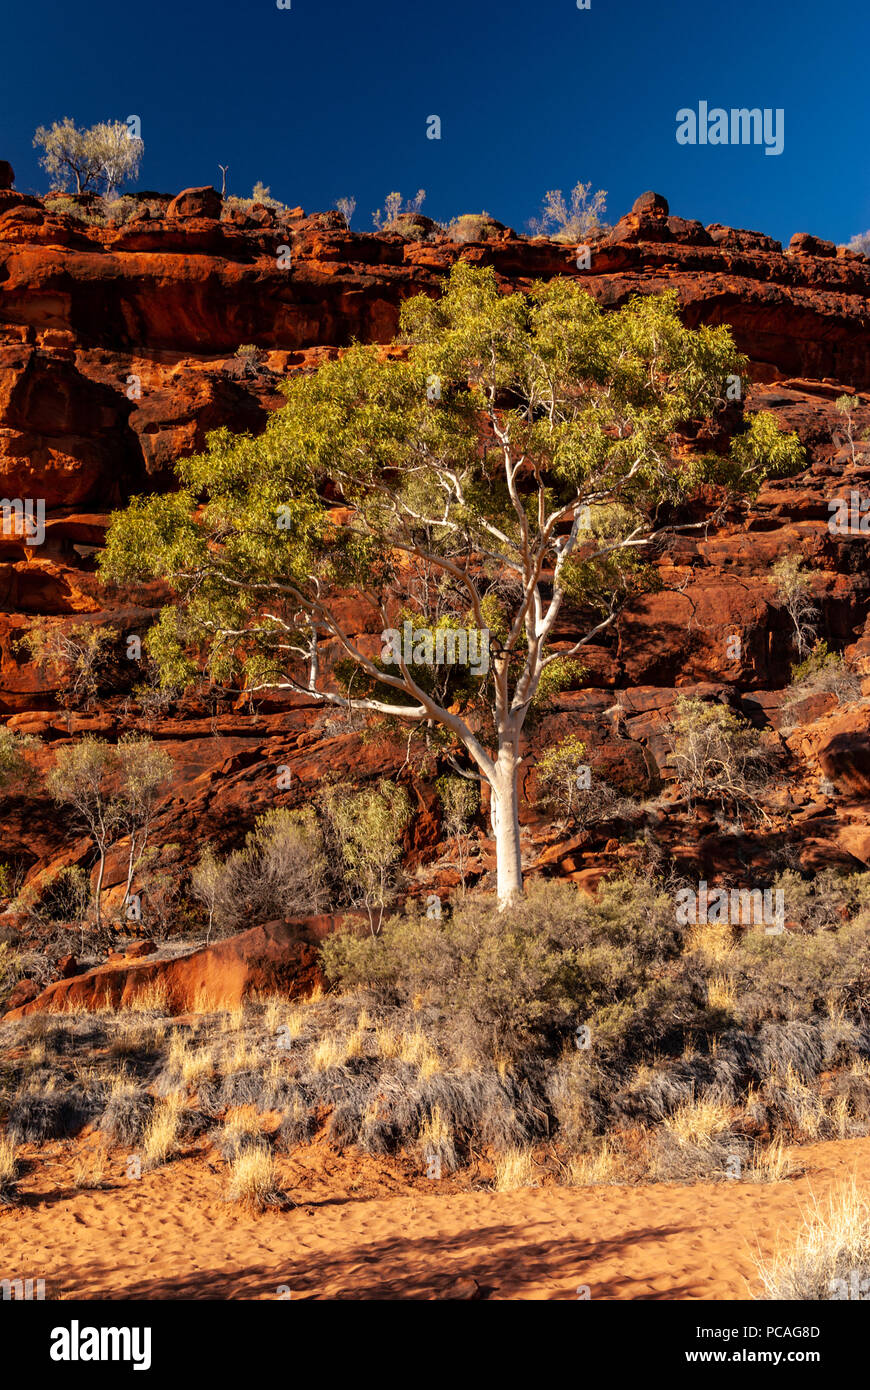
top-left (666, 695), bottom-right (773, 819)
top-left (321, 876), bottom-right (682, 1060)
top-left (535, 735), bottom-right (588, 813)
top-left (725, 411), bottom-right (805, 493)
top-left (323, 782), bottom-right (411, 925)
top-left (790, 640), bottom-right (840, 684)
top-left (0, 862), bottom-right (20, 899)
top-left (785, 641), bottom-right (861, 709)
top-left (535, 734), bottom-right (628, 826)
top-left (102, 267), bottom-right (755, 706)
top-left (531, 658), bottom-right (589, 706)
top-left (0, 727), bottom-right (36, 795)
top-left (435, 774), bottom-right (479, 829)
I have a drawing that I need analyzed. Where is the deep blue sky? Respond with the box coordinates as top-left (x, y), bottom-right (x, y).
top-left (2, 0), bottom-right (867, 246)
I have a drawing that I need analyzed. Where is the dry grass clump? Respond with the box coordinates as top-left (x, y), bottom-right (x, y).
top-left (0, 1133), bottom-right (20, 1203)
top-left (746, 1137), bottom-right (796, 1184)
top-left (663, 1093), bottom-right (733, 1148)
top-left (7, 1070), bottom-right (106, 1143)
top-left (99, 1075), bottom-right (154, 1145)
top-left (564, 1140), bottom-right (622, 1186)
top-left (755, 1180), bottom-right (870, 1299)
top-left (493, 1146), bottom-right (539, 1191)
top-left (73, 1145), bottom-right (108, 1190)
top-left (142, 1094), bottom-right (182, 1169)
top-left (127, 978), bottom-right (170, 1014)
top-left (226, 1145), bottom-right (284, 1211)
top-left (418, 1104), bottom-right (457, 1176)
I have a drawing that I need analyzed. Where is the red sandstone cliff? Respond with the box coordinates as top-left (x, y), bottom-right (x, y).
top-left (1, 182), bottom-right (869, 909)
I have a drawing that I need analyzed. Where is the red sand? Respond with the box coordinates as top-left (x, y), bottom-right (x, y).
top-left (2, 1135), bottom-right (868, 1300)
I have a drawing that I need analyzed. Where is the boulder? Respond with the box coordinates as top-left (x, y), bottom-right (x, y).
top-left (817, 714), bottom-right (870, 799)
top-left (6, 978), bottom-right (40, 1009)
top-left (0, 160), bottom-right (14, 190)
top-left (166, 186), bottom-right (222, 221)
top-left (3, 915), bottom-right (354, 1018)
top-left (789, 232), bottom-right (837, 258)
top-left (632, 191), bottom-right (669, 217)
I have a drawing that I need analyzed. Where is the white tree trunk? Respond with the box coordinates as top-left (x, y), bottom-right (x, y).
top-left (490, 749), bottom-right (523, 909)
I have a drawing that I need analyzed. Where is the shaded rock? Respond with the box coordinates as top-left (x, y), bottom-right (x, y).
top-left (166, 186), bottom-right (222, 221)
top-left (789, 232), bottom-right (837, 258)
top-left (6, 978), bottom-right (39, 1009)
top-left (632, 191), bottom-right (669, 216)
top-left (3, 914), bottom-right (353, 1018)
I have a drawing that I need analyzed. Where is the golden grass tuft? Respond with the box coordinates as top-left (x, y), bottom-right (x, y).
top-left (748, 1137), bottom-right (796, 1184)
top-left (0, 1132), bottom-right (19, 1201)
top-left (685, 919), bottom-right (735, 963)
top-left (706, 974), bottom-right (736, 1013)
top-left (565, 1141), bottom-right (620, 1186)
top-left (127, 977), bottom-right (170, 1013)
top-left (73, 1145), bottom-right (107, 1190)
top-left (663, 1094), bottom-right (732, 1148)
top-left (143, 1094), bottom-right (182, 1169)
top-left (226, 1146), bottom-right (283, 1211)
top-left (755, 1179), bottom-right (870, 1299)
top-left (493, 1146), bottom-right (539, 1192)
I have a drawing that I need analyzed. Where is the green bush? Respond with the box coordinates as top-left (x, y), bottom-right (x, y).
top-left (322, 876), bottom-right (683, 1060)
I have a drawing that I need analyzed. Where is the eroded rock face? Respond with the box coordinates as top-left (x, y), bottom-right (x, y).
top-left (0, 186), bottom-right (869, 911)
top-left (3, 915), bottom-right (344, 1018)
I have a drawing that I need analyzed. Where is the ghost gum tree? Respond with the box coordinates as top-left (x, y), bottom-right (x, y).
top-left (101, 264), bottom-right (802, 906)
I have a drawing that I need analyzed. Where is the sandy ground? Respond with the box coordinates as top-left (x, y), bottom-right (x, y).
top-left (2, 1136), bottom-right (869, 1300)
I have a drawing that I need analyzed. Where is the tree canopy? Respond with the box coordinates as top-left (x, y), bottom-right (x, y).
top-left (101, 264), bottom-right (804, 901)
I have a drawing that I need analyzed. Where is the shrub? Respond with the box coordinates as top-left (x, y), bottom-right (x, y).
top-left (34, 118), bottom-right (143, 197)
top-left (372, 189), bottom-right (425, 230)
top-left (535, 735), bottom-right (627, 828)
top-left (435, 774), bottom-right (479, 892)
top-left (727, 914), bottom-right (870, 1031)
top-left (251, 181), bottom-right (285, 212)
top-left (447, 213), bottom-right (501, 244)
top-left (785, 641), bottom-right (861, 706)
top-left (17, 619), bottom-right (119, 713)
top-left (29, 866), bottom-right (90, 929)
top-left (99, 1078), bottom-right (154, 1145)
top-left (0, 727), bottom-right (36, 795)
top-left (321, 876), bottom-right (682, 1060)
top-left (529, 181), bottom-right (608, 241)
top-left (665, 695), bottom-right (775, 821)
top-left (191, 807), bottom-right (329, 936)
top-left (323, 783), bottom-right (411, 929)
top-left (335, 196), bottom-right (356, 229)
top-left (771, 556), bottom-right (817, 659)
